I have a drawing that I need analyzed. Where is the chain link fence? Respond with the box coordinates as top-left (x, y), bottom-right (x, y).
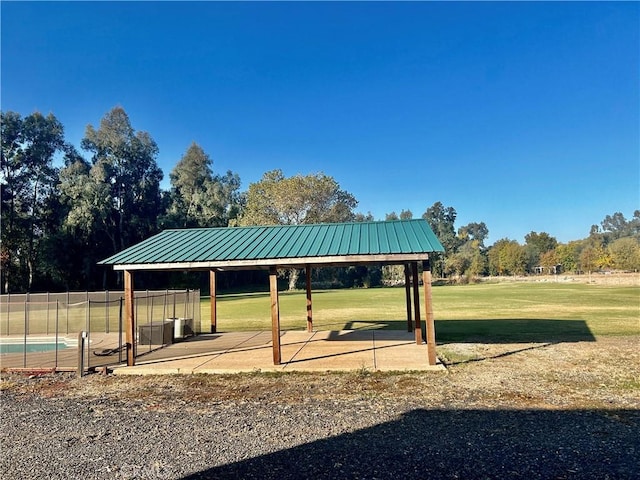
top-left (0, 289), bottom-right (200, 371)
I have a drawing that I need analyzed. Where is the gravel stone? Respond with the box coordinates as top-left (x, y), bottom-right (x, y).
top-left (1, 337), bottom-right (638, 479)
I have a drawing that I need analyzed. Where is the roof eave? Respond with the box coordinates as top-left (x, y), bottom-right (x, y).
top-left (111, 252), bottom-right (437, 271)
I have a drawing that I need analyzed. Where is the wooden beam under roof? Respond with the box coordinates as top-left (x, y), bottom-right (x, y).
top-left (110, 253), bottom-right (431, 271)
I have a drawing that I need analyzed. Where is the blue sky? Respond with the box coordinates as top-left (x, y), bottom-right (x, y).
top-left (2, 1), bottom-right (638, 244)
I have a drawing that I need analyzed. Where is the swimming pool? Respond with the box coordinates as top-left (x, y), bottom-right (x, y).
top-left (0, 337), bottom-right (78, 354)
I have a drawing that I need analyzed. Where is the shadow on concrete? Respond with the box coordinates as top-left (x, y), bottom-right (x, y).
top-left (314, 320), bottom-right (408, 331)
top-left (180, 408), bottom-right (639, 480)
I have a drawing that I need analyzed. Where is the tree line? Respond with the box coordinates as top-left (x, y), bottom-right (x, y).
top-left (2, 107), bottom-right (639, 293)
top-left (385, 206), bottom-right (640, 282)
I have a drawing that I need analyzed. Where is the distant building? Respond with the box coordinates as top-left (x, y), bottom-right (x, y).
top-left (534, 265), bottom-right (562, 275)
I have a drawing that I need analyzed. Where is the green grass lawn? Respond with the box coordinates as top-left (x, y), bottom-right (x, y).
top-left (206, 283), bottom-right (639, 342)
top-left (4, 283), bottom-right (637, 343)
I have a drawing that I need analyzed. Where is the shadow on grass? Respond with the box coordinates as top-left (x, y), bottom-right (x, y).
top-left (315, 319), bottom-right (595, 344)
top-left (181, 408), bottom-right (639, 480)
top-left (435, 318), bottom-right (596, 344)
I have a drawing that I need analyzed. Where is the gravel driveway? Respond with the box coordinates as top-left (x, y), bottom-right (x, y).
top-left (2, 337), bottom-right (639, 479)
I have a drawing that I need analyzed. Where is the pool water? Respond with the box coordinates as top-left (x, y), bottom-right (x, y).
top-left (0, 342), bottom-right (71, 354)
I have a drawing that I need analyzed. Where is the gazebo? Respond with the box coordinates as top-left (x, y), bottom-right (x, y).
top-left (99, 219), bottom-right (445, 367)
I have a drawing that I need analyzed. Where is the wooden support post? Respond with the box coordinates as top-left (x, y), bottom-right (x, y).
top-left (404, 263), bottom-right (412, 332)
top-left (423, 259), bottom-right (437, 365)
top-left (210, 269), bottom-right (217, 333)
top-left (269, 267), bottom-right (281, 365)
top-left (306, 265), bottom-right (313, 332)
top-left (411, 262), bottom-right (422, 345)
top-left (124, 270), bottom-right (136, 366)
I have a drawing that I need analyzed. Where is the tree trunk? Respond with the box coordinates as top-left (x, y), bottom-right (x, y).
top-left (27, 180), bottom-right (39, 292)
top-left (27, 258), bottom-right (34, 292)
top-left (288, 268), bottom-right (300, 291)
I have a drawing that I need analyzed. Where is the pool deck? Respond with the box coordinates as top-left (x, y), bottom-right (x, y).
top-left (1, 330), bottom-right (445, 373)
top-left (111, 330), bottom-right (444, 374)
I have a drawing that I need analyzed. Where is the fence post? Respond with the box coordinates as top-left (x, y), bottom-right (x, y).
top-left (172, 291), bottom-right (176, 319)
top-left (77, 331), bottom-right (86, 377)
top-left (26, 292), bottom-right (30, 333)
top-left (118, 298), bottom-right (124, 364)
top-left (106, 290), bottom-right (110, 334)
top-left (193, 289), bottom-right (197, 334)
top-left (147, 290), bottom-right (152, 353)
top-left (5, 294), bottom-right (10, 336)
top-left (55, 300), bottom-right (59, 369)
top-left (163, 290), bottom-right (167, 320)
top-left (66, 291), bottom-right (70, 335)
top-left (23, 301), bottom-right (28, 368)
top-left (87, 298), bottom-right (91, 370)
top-left (197, 289), bottom-right (201, 334)
top-left (85, 291), bottom-right (89, 332)
top-left (150, 293), bottom-right (155, 353)
top-left (46, 292), bottom-right (50, 335)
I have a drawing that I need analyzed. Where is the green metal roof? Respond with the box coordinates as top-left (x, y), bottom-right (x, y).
top-left (99, 220), bottom-right (444, 271)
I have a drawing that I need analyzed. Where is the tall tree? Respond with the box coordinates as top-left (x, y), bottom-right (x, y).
top-left (600, 211), bottom-right (640, 242)
top-left (555, 242), bottom-right (581, 273)
top-left (525, 231), bottom-right (558, 254)
top-left (353, 212), bottom-right (374, 222)
top-left (524, 231), bottom-right (558, 273)
top-left (450, 238), bottom-right (488, 280)
top-left (240, 169), bottom-right (357, 226)
top-left (57, 107), bottom-right (163, 289)
top-left (488, 239), bottom-right (526, 276)
top-left (239, 169), bottom-right (357, 289)
top-left (66, 106), bottom-right (163, 254)
top-left (458, 222), bottom-right (489, 247)
top-left (399, 209), bottom-right (413, 220)
top-left (539, 250), bottom-right (561, 273)
top-left (608, 237), bottom-right (640, 271)
top-left (1, 111), bottom-right (65, 292)
top-left (579, 243), bottom-right (611, 279)
top-left (164, 142), bottom-right (241, 228)
top-left (422, 202), bottom-right (458, 277)
top-left (422, 202), bottom-right (458, 252)
top-left (57, 152), bottom-right (114, 288)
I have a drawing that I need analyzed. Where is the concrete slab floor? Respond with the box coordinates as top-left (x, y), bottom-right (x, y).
top-left (111, 330), bottom-right (445, 375)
